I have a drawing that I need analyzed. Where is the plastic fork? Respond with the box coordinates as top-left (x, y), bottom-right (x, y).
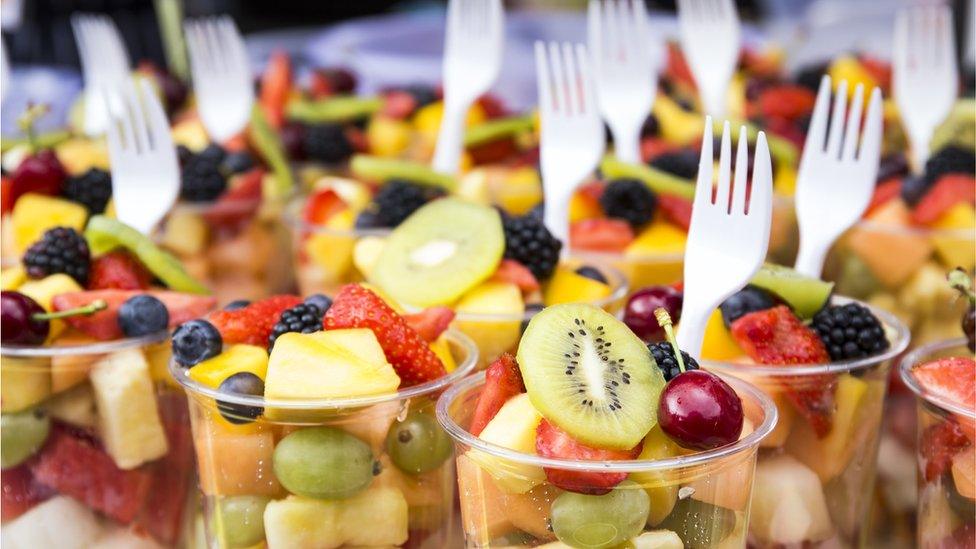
top-left (432, 0), bottom-right (504, 175)
top-left (103, 80), bottom-right (180, 236)
top-left (676, 0), bottom-right (740, 117)
top-left (894, 5), bottom-right (958, 171)
top-left (677, 119), bottom-right (772, 360)
top-left (587, 0), bottom-right (659, 164)
top-left (184, 16), bottom-right (254, 143)
top-left (71, 14), bottom-right (131, 137)
top-left (794, 76), bottom-right (884, 278)
top-left (1, 36), bottom-right (9, 105)
top-left (535, 41), bottom-right (606, 245)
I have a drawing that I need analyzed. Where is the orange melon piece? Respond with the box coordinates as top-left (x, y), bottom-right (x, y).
top-left (194, 412), bottom-right (281, 497)
top-left (456, 454), bottom-right (514, 544)
top-left (51, 332), bottom-right (102, 393)
top-left (845, 201), bottom-right (933, 288)
top-left (951, 446), bottom-right (975, 500)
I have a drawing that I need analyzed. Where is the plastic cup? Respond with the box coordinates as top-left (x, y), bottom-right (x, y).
top-left (436, 371), bottom-right (778, 548)
top-left (704, 297), bottom-right (910, 548)
top-left (171, 330), bottom-right (478, 549)
top-left (1, 333), bottom-right (195, 547)
top-left (899, 337), bottom-right (976, 549)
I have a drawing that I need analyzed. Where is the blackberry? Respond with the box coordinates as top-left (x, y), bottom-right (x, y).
top-left (640, 113), bottom-right (660, 138)
top-left (502, 212), bottom-right (562, 281)
top-left (900, 175), bottom-right (930, 206)
top-left (720, 286), bottom-right (776, 328)
top-left (221, 151), bottom-right (255, 175)
top-left (268, 302), bottom-right (327, 349)
top-left (360, 180), bottom-right (445, 228)
top-left (648, 342), bottom-right (700, 381)
top-left (22, 227), bottom-right (91, 285)
top-left (649, 150), bottom-right (700, 180)
top-left (303, 124), bottom-right (354, 164)
top-left (62, 168), bottom-right (112, 214)
top-left (198, 144), bottom-right (227, 163)
top-left (599, 179), bottom-right (657, 229)
top-left (811, 303), bottom-right (890, 361)
top-left (923, 146), bottom-right (976, 185)
top-left (795, 62), bottom-right (829, 92)
top-left (877, 153), bottom-right (909, 183)
top-left (180, 149), bottom-right (227, 202)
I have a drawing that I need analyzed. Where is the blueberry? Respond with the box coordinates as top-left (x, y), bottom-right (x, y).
top-left (304, 294), bottom-right (333, 314)
top-left (221, 152), bottom-right (255, 175)
top-left (217, 372), bottom-right (264, 424)
top-left (224, 299), bottom-right (251, 311)
top-left (199, 144), bottom-right (227, 163)
top-left (900, 175), bottom-right (930, 207)
top-left (719, 286), bottom-right (776, 328)
top-left (575, 266), bottom-right (608, 284)
top-left (118, 295), bottom-right (170, 337)
top-left (172, 320), bottom-right (223, 367)
top-left (355, 209), bottom-right (381, 229)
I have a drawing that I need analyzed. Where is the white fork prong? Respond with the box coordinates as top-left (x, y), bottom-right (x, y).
top-left (677, 0), bottom-right (740, 117)
top-left (72, 13), bottom-right (130, 137)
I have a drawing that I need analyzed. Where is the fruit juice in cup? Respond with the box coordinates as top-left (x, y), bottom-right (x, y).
top-left (170, 323), bottom-right (478, 549)
top-left (899, 338), bottom-right (975, 549)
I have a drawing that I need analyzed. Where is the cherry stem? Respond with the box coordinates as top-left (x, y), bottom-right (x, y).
top-left (32, 300), bottom-right (108, 321)
top-left (948, 268), bottom-right (975, 306)
top-left (654, 307), bottom-right (685, 374)
top-left (17, 104), bottom-right (49, 154)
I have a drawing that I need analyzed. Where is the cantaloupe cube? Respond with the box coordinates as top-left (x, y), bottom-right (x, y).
top-left (845, 201), bottom-right (933, 288)
top-left (195, 414), bottom-right (281, 497)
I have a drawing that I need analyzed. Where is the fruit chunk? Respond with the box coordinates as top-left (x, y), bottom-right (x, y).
top-left (517, 304), bottom-right (665, 450)
top-left (912, 174), bottom-right (976, 226)
top-left (931, 203), bottom-right (976, 270)
top-left (625, 219), bottom-right (688, 257)
top-left (454, 280), bottom-right (524, 363)
top-left (469, 353), bottom-right (525, 436)
top-left (352, 235), bottom-right (385, 279)
top-left (749, 264), bottom-right (833, 319)
top-left (951, 446), bottom-right (976, 499)
top-left (491, 258), bottom-right (541, 294)
top-left (912, 357), bottom-right (976, 413)
top-left (536, 418), bottom-right (641, 495)
top-left (1, 464), bottom-right (54, 522)
top-left (189, 344), bottom-right (269, 388)
top-left (12, 193), bottom-right (87, 253)
top-left (350, 154), bottom-right (457, 191)
top-left (701, 309), bottom-right (744, 360)
top-left (273, 427), bottom-right (374, 500)
top-left (750, 454), bottom-right (834, 545)
top-left (570, 218), bottom-right (635, 252)
top-left (456, 454), bottom-right (515, 543)
top-left (303, 209), bottom-right (356, 284)
top-left (0, 357), bottom-right (52, 413)
top-left (599, 157), bottom-right (696, 200)
top-left (0, 496), bottom-right (103, 549)
top-left (46, 383), bottom-right (98, 428)
top-left (52, 290), bottom-right (216, 341)
top-left (159, 210), bottom-right (209, 256)
top-left (845, 200), bottom-right (933, 288)
top-left (194, 416), bottom-right (281, 496)
top-left (370, 198), bottom-right (504, 307)
top-left (87, 250), bottom-right (153, 290)
top-left (919, 420), bottom-right (971, 482)
top-left (469, 393), bottom-right (546, 494)
top-left (403, 306), bottom-right (455, 342)
top-left (544, 266), bottom-right (612, 306)
top-left (550, 480), bottom-right (650, 549)
top-left (210, 294), bottom-right (302, 346)
top-left (1, 408), bottom-right (51, 468)
top-left (629, 427), bottom-right (680, 526)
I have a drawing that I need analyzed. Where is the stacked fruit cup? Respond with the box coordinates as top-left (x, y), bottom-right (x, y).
top-left (898, 337), bottom-right (975, 548)
top-left (705, 297), bottom-right (910, 547)
top-left (171, 330), bottom-right (478, 548)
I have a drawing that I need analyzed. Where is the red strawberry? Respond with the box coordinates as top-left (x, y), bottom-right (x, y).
top-left (911, 174), bottom-right (976, 226)
top-left (477, 94), bottom-right (507, 119)
top-left (535, 419), bottom-right (642, 495)
top-left (323, 284), bottom-right (447, 386)
top-left (490, 259), bottom-right (540, 294)
top-left (913, 357), bottom-right (976, 414)
top-left (87, 250), bottom-right (153, 290)
top-left (302, 187), bottom-right (347, 225)
top-left (569, 218), bottom-right (635, 253)
top-left (468, 137), bottom-right (519, 165)
top-left (865, 178), bottom-right (902, 216)
top-left (665, 43), bottom-right (696, 90)
top-left (657, 193), bottom-right (693, 231)
top-left (404, 306), bottom-right (455, 342)
top-left (1, 175), bottom-right (13, 214)
top-left (210, 294), bottom-right (303, 346)
top-left (381, 90), bottom-right (417, 119)
top-left (469, 353), bottom-right (524, 436)
top-left (756, 85), bottom-right (816, 121)
top-left (730, 306), bottom-right (834, 437)
top-left (31, 425), bottom-right (152, 523)
top-left (1, 463), bottom-right (54, 521)
top-left (919, 419), bottom-right (971, 482)
top-left (52, 290), bottom-right (217, 340)
top-left (202, 168), bottom-right (264, 230)
top-left (641, 138), bottom-right (679, 162)
top-left (259, 50), bottom-right (292, 129)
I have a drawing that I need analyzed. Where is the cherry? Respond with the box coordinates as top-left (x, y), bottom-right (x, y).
top-left (9, 105), bottom-right (67, 204)
top-left (280, 121), bottom-right (307, 160)
top-left (623, 286), bottom-right (682, 342)
top-left (948, 268), bottom-right (976, 352)
top-left (1, 291), bottom-right (107, 346)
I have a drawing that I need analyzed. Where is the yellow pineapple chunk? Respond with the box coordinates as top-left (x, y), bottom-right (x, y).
top-left (454, 281), bottom-right (523, 364)
top-left (468, 393), bottom-right (546, 494)
top-left (189, 344), bottom-right (269, 389)
top-left (543, 266), bottom-right (612, 306)
top-left (12, 194), bottom-right (88, 253)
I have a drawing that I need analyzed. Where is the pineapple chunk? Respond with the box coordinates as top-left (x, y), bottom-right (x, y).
top-left (750, 454), bottom-right (834, 545)
top-left (12, 193), bottom-right (88, 253)
top-left (625, 219), bottom-right (688, 257)
top-left (1, 357), bottom-right (52, 412)
top-left (19, 274), bottom-right (83, 340)
top-left (160, 210), bottom-right (209, 256)
top-left (89, 348), bottom-right (168, 469)
top-left (455, 281), bottom-right (523, 365)
top-left (468, 393), bottom-right (546, 494)
top-left (308, 328), bottom-right (387, 366)
top-left (543, 266), bottom-right (611, 306)
top-left (1, 496), bottom-right (103, 549)
top-left (189, 344), bottom-right (269, 388)
top-left (1, 265), bottom-right (27, 290)
top-left (304, 210), bottom-right (357, 284)
top-left (46, 383), bottom-right (98, 428)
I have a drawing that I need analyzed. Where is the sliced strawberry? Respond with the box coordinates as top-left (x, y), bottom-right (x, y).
top-left (1, 463), bottom-right (54, 521)
top-left (477, 94), bottom-right (507, 119)
top-left (381, 90), bottom-right (417, 120)
top-left (346, 126), bottom-right (368, 153)
top-left (302, 187), bottom-right (347, 226)
top-left (911, 175), bottom-right (976, 225)
top-left (469, 353), bottom-right (524, 436)
top-left (569, 218), bottom-right (635, 253)
top-left (665, 43), bottom-right (696, 90)
top-left (404, 306), bottom-right (455, 342)
top-left (730, 306), bottom-right (834, 437)
top-left (913, 357), bottom-right (976, 413)
top-left (535, 419), bottom-right (642, 495)
top-left (468, 137), bottom-right (519, 165)
top-left (657, 193), bottom-right (693, 231)
top-left (919, 419), bottom-right (972, 482)
top-left (87, 250), bottom-right (153, 290)
top-left (578, 180), bottom-right (606, 203)
top-left (756, 85), bottom-right (816, 121)
top-left (52, 290), bottom-right (217, 340)
top-left (259, 50), bottom-right (292, 129)
top-left (491, 259), bottom-right (540, 294)
top-left (860, 55), bottom-right (892, 91)
top-left (323, 284), bottom-right (447, 386)
top-left (865, 178), bottom-right (903, 216)
top-left (31, 425), bottom-right (152, 523)
top-left (202, 168), bottom-right (264, 230)
top-left (210, 294), bottom-right (303, 346)
top-left (641, 138), bottom-right (678, 162)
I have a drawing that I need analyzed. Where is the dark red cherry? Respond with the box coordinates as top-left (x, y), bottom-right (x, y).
top-left (1, 291), bottom-right (49, 345)
top-left (623, 286), bottom-right (683, 342)
top-left (10, 150), bottom-right (66, 203)
top-left (657, 370), bottom-right (744, 451)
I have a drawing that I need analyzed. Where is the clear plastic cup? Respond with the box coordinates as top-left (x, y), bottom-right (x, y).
top-left (899, 337), bottom-right (976, 549)
top-left (1, 333), bottom-right (195, 547)
top-left (436, 371), bottom-right (778, 548)
top-left (704, 298), bottom-right (910, 548)
top-left (171, 330), bottom-right (478, 549)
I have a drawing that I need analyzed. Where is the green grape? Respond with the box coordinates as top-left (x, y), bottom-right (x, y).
top-left (1, 408), bottom-right (51, 468)
top-left (216, 495), bottom-right (271, 548)
top-left (550, 480), bottom-right (650, 549)
top-left (273, 426), bottom-right (374, 499)
top-left (385, 411), bottom-right (452, 475)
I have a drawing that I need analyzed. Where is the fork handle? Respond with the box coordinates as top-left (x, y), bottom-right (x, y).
top-left (794, 240), bottom-right (828, 279)
top-left (675, 303), bottom-right (709, 362)
top-left (432, 98), bottom-right (471, 175)
top-left (608, 120), bottom-right (642, 165)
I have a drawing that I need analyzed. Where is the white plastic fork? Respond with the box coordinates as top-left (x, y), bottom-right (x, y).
top-left (71, 14), bottom-right (131, 137)
top-left (587, 0), bottom-right (658, 164)
top-left (676, 0), bottom-right (740, 118)
top-left (535, 41), bottom-right (606, 245)
top-left (677, 119), bottom-right (772, 360)
top-left (184, 16), bottom-right (254, 143)
top-left (794, 76), bottom-right (884, 278)
top-left (103, 80), bottom-right (180, 236)
top-left (894, 5), bottom-right (958, 171)
top-left (1, 36), bottom-right (9, 105)
top-left (432, 0), bottom-right (505, 175)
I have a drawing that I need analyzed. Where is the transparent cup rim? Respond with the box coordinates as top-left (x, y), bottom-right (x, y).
top-left (435, 370), bottom-right (778, 472)
top-left (170, 329), bottom-right (479, 410)
top-left (1, 331), bottom-right (169, 358)
top-left (704, 295), bottom-right (910, 377)
top-left (899, 337), bottom-right (976, 420)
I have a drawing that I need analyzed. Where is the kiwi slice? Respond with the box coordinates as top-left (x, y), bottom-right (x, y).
top-left (599, 157), bottom-right (695, 200)
top-left (749, 263), bottom-right (833, 319)
top-left (286, 96), bottom-right (384, 124)
top-left (517, 303), bottom-right (665, 450)
top-left (248, 105), bottom-right (293, 198)
top-left (350, 155), bottom-right (457, 192)
top-left (369, 198), bottom-right (504, 307)
top-left (464, 115), bottom-right (535, 148)
top-left (85, 215), bottom-right (209, 294)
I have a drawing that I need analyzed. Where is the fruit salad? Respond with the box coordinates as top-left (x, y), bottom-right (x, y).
top-left (168, 284), bottom-right (478, 548)
top-left (436, 302), bottom-right (777, 548)
top-left (0, 217), bottom-right (216, 547)
top-left (899, 338), bottom-right (975, 549)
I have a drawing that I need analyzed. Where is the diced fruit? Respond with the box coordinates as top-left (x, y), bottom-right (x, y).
top-left (1, 408), bottom-right (51, 468)
top-left (653, 94), bottom-right (706, 146)
top-left (273, 426), bottom-right (374, 499)
top-left (550, 480), bottom-right (650, 549)
top-left (430, 335), bottom-right (456, 372)
top-left (351, 235), bottom-right (385, 279)
top-left (912, 357), bottom-right (976, 414)
top-left (0, 496), bottom-right (103, 549)
top-left (570, 218), bottom-right (635, 252)
top-left (87, 250), bottom-right (152, 290)
top-left (367, 116), bottom-right (411, 157)
top-left (750, 454), bottom-right (834, 545)
top-left (544, 266), bottom-right (612, 306)
top-left (865, 178), bottom-right (902, 216)
top-left (912, 175), bottom-right (976, 226)
top-left (919, 420), bottom-right (971, 482)
top-left (403, 306), bottom-right (455, 342)
top-left (931, 203), bottom-right (976, 270)
top-left (536, 418), bottom-right (641, 494)
top-left (19, 273), bottom-right (83, 340)
top-left (89, 528), bottom-right (163, 548)
top-left (656, 193), bottom-right (693, 231)
top-left (845, 201), bottom-right (933, 288)
top-left (629, 427), bottom-right (680, 526)
top-left (11, 193), bottom-right (87, 253)
top-left (209, 294), bottom-right (302, 346)
top-left (160, 209), bottom-right (209, 257)
top-left (52, 290), bottom-right (216, 341)
top-left (212, 496), bottom-right (271, 548)
top-left (701, 309), bottom-right (744, 360)
top-left (385, 410), bottom-right (452, 474)
top-left (625, 219), bottom-right (688, 257)
top-left (302, 188), bottom-right (347, 225)
top-left (491, 258), bottom-right (541, 294)
top-left (749, 264), bottom-right (833, 319)
top-left (456, 454), bottom-right (515, 543)
top-left (599, 157), bottom-right (696, 200)
top-left (498, 483), bottom-right (561, 541)
top-left (194, 415), bottom-right (280, 496)
top-left (1, 464), bottom-right (53, 522)
top-left (1, 357), bottom-right (52, 413)
top-left (470, 353), bottom-right (524, 436)
top-left (46, 383), bottom-right (98, 428)
top-left (1, 265), bottom-right (27, 290)
top-left (286, 96), bottom-right (382, 124)
top-left (201, 168), bottom-right (264, 230)
top-left (454, 281), bottom-right (524, 363)
top-left (303, 210), bottom-right (356, 284)
top-left (951, 446), bottom-right (976, 500)
top-left (189, 344), bottom-right (269, 389)
top-left (469, 393), bottom-right (546, 493)
top-left (350, 154), bottom-right (457, 191)
top-left (258, 50), bottom-right (291, 128)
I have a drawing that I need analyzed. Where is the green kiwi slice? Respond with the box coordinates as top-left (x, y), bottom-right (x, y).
top-left (286, 96), bottom-right (384, 124)
top-left (369, 198), bottom-right (504, 307)
top-left (750, 263), bottom-right (833, 319)
top-left (249, 105), bottom-right (293, 198)
top-left (85, 215), bottom-right (210, 294)
top-left (517, 303), bottom-right (665, 450)
top-left (350, 155), bottom-right (457, 192)
top-left (599, 157), bottom-right (695, 200)
top-left (464, 115), bottom-right (535, 148)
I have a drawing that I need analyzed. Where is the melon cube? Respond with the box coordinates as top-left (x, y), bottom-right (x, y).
top-left (194, 413), bottom-right (281, 497)
top-left (0, 496), bottom-right (103, 549)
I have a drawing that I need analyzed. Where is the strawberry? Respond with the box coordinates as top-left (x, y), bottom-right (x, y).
top-left (665, 43), bottom-right (696, 90)
top-left (381, 90), bottom-right (417, 119)
top-left (259, 51), bottom-right (292, 129)
top-left (323, 284), bottom-right (447, 386)
top-left (860, 55), bottom-right (892, 91)
top-left (477, 94), bottom-right (507, 119)
top-left (569, 218), bottom-right (635, 253)
top-left (911, 174), bottom-right (976, 226)
top-left (730, 306), bottom-right (834, 437)
top-left (468, 137), bottom-right (519, 165)
top-left (490, 259), bottom-right (540, 294)
top-left (52, 290), bottom-right (217, 340)
top-left (640, 138), bottom-right (678, 162)
top-left (31, 425), bottom-right (152, 523)
top-left (919, 419), bottom-right (971, 482)
top-left (865, 178), bottom-right (902, 216)
top-left (912, 357), bottom-right (976, 414)
top-left (87, 250), bottom-right (153, 290)
top-left (1, 463), bottom-right (54, 521)
top-left (756, 85), bottom-right (816, 121)
top-left (302, 187), bottom-right (347, 225)
top-left (202, 168), bottom-right (264, 230)
top-left (535, 419), bottom-right (642, 495)
top-left (210, 294), bottom-right (303, 346)
top-left (469, 353), bottom-right (524, 436)
top-left (1, 175), bottom-right (13, 214)
top-left (657, 193), bottom-right (693, 231)
top-left (404, 306), bottom-right (455, 342)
